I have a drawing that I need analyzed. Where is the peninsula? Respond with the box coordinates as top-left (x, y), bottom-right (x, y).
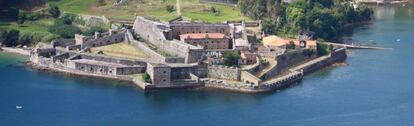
top-left (1, 0), bottom-right (377, 93)
top-left (28, 16), bottom-right (347, 93)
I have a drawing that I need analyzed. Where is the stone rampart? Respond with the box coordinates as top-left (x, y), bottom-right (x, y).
top-left (207, 65), bottom-right (240, 81)
top-left (78, 54), bottom-right (147, 66)
top-left (264, 49), bottom-right (315, 79)
top-left (240, 71), bottom-right (262, 86)
top-left (133, 16), bottom-right (204, 63)
top-left (295, 48), bottom-right (347, 74)
top-left (51, 39), bottom-right (76, 47)
top-left (75, 30), bottom-right (126, 48)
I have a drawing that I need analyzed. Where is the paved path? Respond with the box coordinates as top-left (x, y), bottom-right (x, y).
top-left (319, 42), bottom-right (393, 50)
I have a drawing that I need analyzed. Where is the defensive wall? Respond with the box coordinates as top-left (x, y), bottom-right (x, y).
top-left (262, 49), bottom-right (317, 80)
top-left (132, 16), bottom-right (204, 64)
top-left (75, 30), bottom-right (126, 48)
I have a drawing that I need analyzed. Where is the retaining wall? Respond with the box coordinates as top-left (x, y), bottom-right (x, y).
top-left (207, 65), bottom-right (241, 81)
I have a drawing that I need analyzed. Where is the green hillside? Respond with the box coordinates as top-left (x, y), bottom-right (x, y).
top-left (46, 0), bottom-right (250, 22)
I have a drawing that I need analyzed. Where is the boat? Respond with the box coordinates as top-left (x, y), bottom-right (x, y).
top-left (16, 106), bottom-right (23, 109)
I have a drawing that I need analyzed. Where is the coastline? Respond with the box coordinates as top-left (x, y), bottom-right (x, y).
top-left (0, 47), bottom-right (31, 56)
top-left (24, 47), bottom-right (347, 94)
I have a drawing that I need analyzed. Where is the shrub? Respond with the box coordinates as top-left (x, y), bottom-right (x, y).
top-left (83, 26), bottom-right (107, 36)
top-left (17, 10), bottom-right (26, 24)
top-left (166, 5), bottom-right (175, 13)
top-left (41, 34), bottom-right (60, 42)
top-left (18, 32), bottom-right (50, 46)
top-left (49, 4), bottom-right (61, 18)
top-left (49, 24), bottom-right (81, 38)
top-left (1, 29), bottom-right (20, 47)
top-left (26, 13), bottom-right (41, 21)
top-left (316, 43), bottom-right (332, 56)
top-left (210, 7), bottom-right (220, 16)
top-left (143, 73), bottom-right (152, 83)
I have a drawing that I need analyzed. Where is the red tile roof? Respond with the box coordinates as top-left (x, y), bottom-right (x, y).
top-left (180, 33), bottom-right (226, 39)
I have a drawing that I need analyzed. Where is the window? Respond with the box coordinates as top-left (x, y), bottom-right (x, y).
top-left (163, 71), bottom-right (166, 74)
top-left (163, 80), bottom-right (166, 82)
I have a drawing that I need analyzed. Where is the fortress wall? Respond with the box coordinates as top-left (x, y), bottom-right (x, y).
top-left (79, 54), bottom-right (147, 66)
top-left (241, 71), bottom-right (262, 86)
top-left (207, 65), bottom-right (241, 81)
top-left (264, 49), bottom-right (313, 79)
top-left (300, 48), bottom-right (347, 74)
top-left (77, 31), bottom-right (126, 48)
top-left (147, 63), bottom-right (171, 86)
top-left (133, 17), bottom-right (204, 63)
top-left (36, 48), bottom-right (57, 58)
top-left (51, 39), bottom-right (76, 47)
top-left (171, 66), bottom-right (208, 80)
top-left (70, 61), bottom-right (118, 76)
top-left (116, 67), bottom-right (145, 75)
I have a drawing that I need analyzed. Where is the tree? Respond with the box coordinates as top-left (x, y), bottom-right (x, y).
top-left (143, 73), bottom-right (152, 83)
top-left (237, 0), bottom-right (374, 41)
top-left (49, 24), bottom-right (81, 38)
top-left (166, 5), bottom-right (175, 13)
top-left (17, 10), bottom-right (26, 24)
top-left (84, 26), bottom-right (107, 36)
top-left (223, 51), bottom-right (240, 67)
top-left (2, 29), bottom-right (20, 47)
top-left (316, 43), bottom-right (331, 56)
top-left (49, 4), bottom-right (61, 18)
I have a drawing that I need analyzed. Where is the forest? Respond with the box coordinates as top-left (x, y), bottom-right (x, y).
top-left (238, 0), bottom-right (374, 40)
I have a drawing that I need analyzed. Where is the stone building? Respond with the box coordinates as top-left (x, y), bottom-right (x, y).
top-left (179, 33), bottom-right (231, 50)
top-left (169, 23), bottom-right (231, 40)
top-left (147, 63), bottom-right (172, 86)
top-left (239, 51), bottom-right (257, 65)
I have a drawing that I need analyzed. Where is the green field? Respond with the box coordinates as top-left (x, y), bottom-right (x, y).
top-left (45, 0), bottom-right (250, 22)
top-left (90, 42), bottom-right (149, 60)
top-left (0, 19), bottom-right (52, 33)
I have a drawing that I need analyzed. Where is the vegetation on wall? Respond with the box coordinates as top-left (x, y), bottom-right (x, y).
top-left (143, 73), bottom-right (152, 83)
top-left (238, 0), bottom-right (374, 40)
top-left (316, 43), bottom-right (333, 56)
top-left (0, 29), bottom-right (20, 47)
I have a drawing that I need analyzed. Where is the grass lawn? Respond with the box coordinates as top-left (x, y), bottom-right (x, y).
top-left (45, 0), bottom-right (251, 22)
top-left (90, 42), bottom-right (149, 60)
top-left (130, 73), bottom-right (145, 81)
top-left (46, 0), bottom-right (95, 14)
top-left (0, 19), bottom-right (53, 33)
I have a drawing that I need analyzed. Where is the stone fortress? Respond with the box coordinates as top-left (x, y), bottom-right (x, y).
top-left (29, 16), bottom-right (347, 93)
